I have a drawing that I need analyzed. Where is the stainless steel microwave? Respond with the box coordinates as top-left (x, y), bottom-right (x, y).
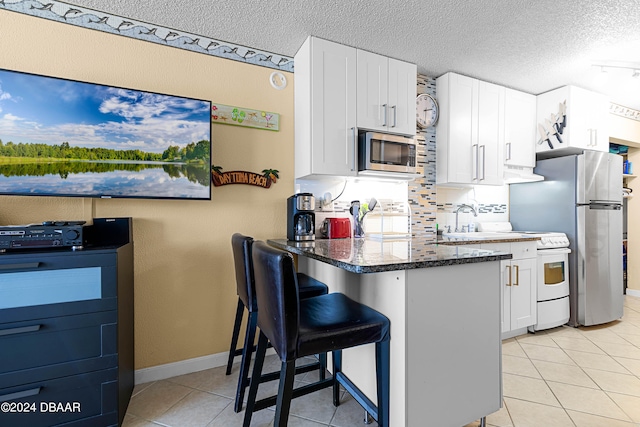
top-left (358, 132), bottom-right (417, 174)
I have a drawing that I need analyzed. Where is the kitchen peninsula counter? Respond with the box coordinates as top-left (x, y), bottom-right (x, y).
top-left (268, 236), bottom-right (507, 427)
top-left (268, 237), bottom-right (512, 273)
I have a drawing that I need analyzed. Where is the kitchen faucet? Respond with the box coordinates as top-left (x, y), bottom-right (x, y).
top-left (454, 204), bottom-right (478, 232)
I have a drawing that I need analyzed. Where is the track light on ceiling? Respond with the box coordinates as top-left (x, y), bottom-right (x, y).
top-left (593, 62), bottom-right (640, 78)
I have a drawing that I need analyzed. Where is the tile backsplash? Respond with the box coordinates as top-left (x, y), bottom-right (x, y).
top-left (408, 74), bottom-right (437, 240)
top-left (436, 185), bottom-right (510, 232)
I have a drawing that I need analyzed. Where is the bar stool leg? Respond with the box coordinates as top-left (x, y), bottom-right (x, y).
top-left (479, 416), bottom-right (486, 427)
top-left (234, 310), bottom-right (258, 412)
top-left (376, 338), bottom-right (391, 427)
top-left (319, 352), bottom-right (327, 381)
top-left (332, 350), bottom-right (342, 407)
top-left (243, 332), bottom-right (268, 427)
top-left (226, 298), bottom-right (245, 375)
top-left (274, 360), bottom-right (296, 427)
top-left (364, 409), bottom-right (372, 424)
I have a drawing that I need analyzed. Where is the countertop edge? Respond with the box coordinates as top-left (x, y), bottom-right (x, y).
top-left (437, 237), bottom-right (541, 245)
top-left (267, 239), bottom-right (512, 274)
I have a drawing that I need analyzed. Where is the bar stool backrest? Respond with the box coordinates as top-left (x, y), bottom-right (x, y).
top-left (252, 241), bottom-right (301, 362)
top-left (231, 233), bottom-right (257, 312)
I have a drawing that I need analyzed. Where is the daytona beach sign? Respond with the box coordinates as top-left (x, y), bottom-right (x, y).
top-left (211, 168), bottom-right (278, 189)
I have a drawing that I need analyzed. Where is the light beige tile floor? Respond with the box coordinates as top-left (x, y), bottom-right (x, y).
top-left (124, 295), bottom-right (640, 426)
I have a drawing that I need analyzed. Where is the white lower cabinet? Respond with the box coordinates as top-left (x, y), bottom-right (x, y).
top-left (481, 241), bottom-right (537, 338)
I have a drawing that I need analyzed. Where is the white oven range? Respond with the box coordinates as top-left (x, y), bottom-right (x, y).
top-left (525, 232), bottom-right (571, 332)
top-left (479, 222), bottom-right (571, 332)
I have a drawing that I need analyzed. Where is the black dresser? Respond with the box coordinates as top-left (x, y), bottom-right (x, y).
top-left (0, 219), bottom-right (133, 427)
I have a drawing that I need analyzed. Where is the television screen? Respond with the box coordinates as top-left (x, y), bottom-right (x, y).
top-left (0, 68), bottom-right (211, 200)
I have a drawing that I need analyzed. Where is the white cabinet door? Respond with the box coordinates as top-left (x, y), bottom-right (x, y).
top-left (590, 91), bottom-right (610, 150)
top-left (509, 257), bottom-right (536, 330)
top-left (388, 58), bottom-right (417, 135)
top-left (356, 50), bottom-right (388, 131)
top-left (294, 36), bottom-right (358, 178)
top-left (356, 51), bottom-right (416, 136)
top-left (477, 81), bottom-right (504, 185)
top-left (482, 242), bottom-right (537, 335)
top-left (436, 72), bottom-right (503, 186)
top-left (536, 85), bottom-right (609, 157)
top-left (505, 88), bottom-right (536, 168)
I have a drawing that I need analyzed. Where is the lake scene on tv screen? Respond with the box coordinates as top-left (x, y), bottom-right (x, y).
top-left (0, 69), bottom-right (211, 199)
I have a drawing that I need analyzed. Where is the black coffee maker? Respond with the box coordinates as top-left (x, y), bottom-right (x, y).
top-left (287, 193), bottom-right (315, 241)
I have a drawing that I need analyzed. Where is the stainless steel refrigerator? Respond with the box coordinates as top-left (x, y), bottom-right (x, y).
top-left (510, 151), bottom-right (623, 327)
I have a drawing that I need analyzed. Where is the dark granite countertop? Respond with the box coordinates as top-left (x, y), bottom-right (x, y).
top-left (268, 237), bottom-right (512, 274)
top-left (437, 233), bottom-right (540, 245)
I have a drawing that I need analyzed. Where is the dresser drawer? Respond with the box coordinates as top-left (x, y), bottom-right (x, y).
top-left (0, 368), bottom-right (118, 427)
top-left (0, 311), bottom-right (117, 384)
top-left (0, 252), bottom-right (118, 322)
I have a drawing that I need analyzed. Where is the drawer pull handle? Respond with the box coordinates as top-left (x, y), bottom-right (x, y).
top-left (0, 262), bottom-right (41, 271)
top-left (0, 387), bottom-right (41, 402)
top-left (0, 324), bottom-right (42, 337)
top-left (514, 265), bottom-right (519, 286)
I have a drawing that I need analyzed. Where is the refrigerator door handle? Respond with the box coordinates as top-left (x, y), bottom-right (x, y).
top-left (582, 203), bottom-right (622, 210)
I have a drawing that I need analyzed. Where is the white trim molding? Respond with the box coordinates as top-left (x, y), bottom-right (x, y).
top-left (627, 288), bottom-right (640, 298)
top-left (134, 348), bottom-right (276, 385)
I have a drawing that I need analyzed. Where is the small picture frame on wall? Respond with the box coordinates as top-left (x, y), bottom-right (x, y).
top-left (211, 103), bottom-right (279, 131)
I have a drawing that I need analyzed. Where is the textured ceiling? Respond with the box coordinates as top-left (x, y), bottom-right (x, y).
top-left (71, 0), bottom-right (640, 110)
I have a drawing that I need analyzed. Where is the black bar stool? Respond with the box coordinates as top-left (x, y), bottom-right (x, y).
top-left (226, 233), bottom-right (328, 412)
top-left (243, 241), bottom-right (391, 427)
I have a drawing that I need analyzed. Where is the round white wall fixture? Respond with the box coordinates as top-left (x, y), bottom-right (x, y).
top-left (270, 71), bottom-right (287, 90)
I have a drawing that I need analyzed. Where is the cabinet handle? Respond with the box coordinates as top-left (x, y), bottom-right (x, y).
top-left (382, 104), bottom-right (388, 127)
top-left (480, 145), bottom-right (486, 181)
top-left (350, 127), bottom-right (357, 171)
top-left (391, 105), bottom-right (397, 128)
top-left (506, 142), bottom-right (512, 161)
top-left (0, 262), bottom-right (41, 271)
top-left (514, 265), bottom-right (519, 286)
top-left (0, 387), bottom-right (41, 402)
top-left (594, 129), bottom-right (598, 146)
top-left (473, 144), bottom-right (479, 180)
top-left (0, 324), bottom-right (41, 337)
top-left (506, 265), bottom-right (512, 286)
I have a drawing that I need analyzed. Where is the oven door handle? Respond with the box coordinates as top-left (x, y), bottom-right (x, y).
top-left (538, 248), bottom-right (572, 255)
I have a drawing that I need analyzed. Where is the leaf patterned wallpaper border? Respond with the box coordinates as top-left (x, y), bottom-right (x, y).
top-left (0, 0), bottom-right (294, 72)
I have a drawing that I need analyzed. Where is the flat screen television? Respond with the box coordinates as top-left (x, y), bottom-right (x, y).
top-left (0, 68), bottom-right (211, 200)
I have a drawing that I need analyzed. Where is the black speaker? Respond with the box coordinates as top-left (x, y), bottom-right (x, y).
top-left (84, 217), bottom-right (132, 247)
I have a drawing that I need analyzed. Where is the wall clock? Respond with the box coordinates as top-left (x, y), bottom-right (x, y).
top-left (416, 93), bottom-right (439, 128)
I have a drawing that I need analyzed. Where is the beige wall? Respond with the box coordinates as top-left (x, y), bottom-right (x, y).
top-left (0, 11), bottom-right (294, 369)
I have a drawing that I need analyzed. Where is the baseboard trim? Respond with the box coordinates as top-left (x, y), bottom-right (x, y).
top-left (134, 348), bottom-right (276, 385)
top-left (627, 288), bottom-right (640, 298)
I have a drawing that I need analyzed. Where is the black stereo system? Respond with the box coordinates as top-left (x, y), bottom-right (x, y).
top-left (0, 218), bottom-right (132, 251)
top-left (0, 221), bottom-right (85, 251)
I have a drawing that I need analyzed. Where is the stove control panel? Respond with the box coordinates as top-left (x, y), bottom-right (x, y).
top-left (538, 234), bottom-right (570, 249)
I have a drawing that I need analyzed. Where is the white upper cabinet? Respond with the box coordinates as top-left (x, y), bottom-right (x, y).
top-left (536, 85), bottom-right (609, 158)
top-left (294, 36), bottom-right (358, 178)
top-left (504, 89), bottom-right (536, 168)
top-left (436, 72), bottom-right (504, 186)
top-left (357, 50), bottom-right (417, 136)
